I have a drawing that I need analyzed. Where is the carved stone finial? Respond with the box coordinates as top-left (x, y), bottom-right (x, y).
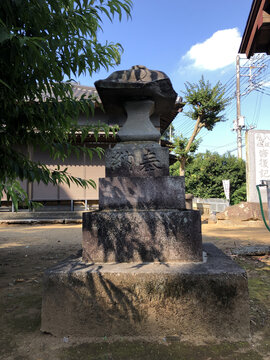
top-left (102, 65), bottom-right (168, 84)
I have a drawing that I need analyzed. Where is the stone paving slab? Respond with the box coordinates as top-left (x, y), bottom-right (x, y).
top-left (230, 245), bottom-right (270, 256)
top-left (0, 219), bottom-right (82, 224)
top-left (0, 210), bottom-right (84, 224)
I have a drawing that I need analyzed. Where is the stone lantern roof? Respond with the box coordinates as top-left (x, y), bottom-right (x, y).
top-left (94, 65), bottom-right (181, 120)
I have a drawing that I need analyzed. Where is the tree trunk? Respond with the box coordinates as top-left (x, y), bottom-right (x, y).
top-left (185, 116), bottom-right (202, 153)
top-left (179, 157), bottom-right (186, 176)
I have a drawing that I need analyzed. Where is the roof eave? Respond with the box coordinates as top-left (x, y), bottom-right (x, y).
top-left (239, 0), bottom-right (270, 58)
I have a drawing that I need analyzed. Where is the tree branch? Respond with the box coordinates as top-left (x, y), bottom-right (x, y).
top-left (185, 116), bottom-right (202, 153)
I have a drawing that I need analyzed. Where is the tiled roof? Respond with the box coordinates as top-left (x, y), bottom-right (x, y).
top-left (71, 84), bottom-right (99, 99)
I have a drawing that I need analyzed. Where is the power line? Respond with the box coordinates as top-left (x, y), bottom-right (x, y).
top-left (255, 87), bottom-right (270, 96)
top-left (232, 53), bottom-right (270, 158)
top-left (203, 141), bottom-right (236, 149)
top-left (173, 54), bottom-right (270, 155)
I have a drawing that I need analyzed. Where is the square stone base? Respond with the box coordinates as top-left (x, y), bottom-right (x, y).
top-left (41, 244), bottom-right (250, 341)
top-left (99, 176), bottom-right (185, 210)
top-left (82, 209), bottom-right (202, 263)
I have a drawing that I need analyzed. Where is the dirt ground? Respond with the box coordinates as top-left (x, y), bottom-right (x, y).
top-left (0, 221), bottom-right (270, 360)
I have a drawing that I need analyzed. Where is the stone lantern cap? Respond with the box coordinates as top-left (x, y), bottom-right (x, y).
top-left (94, 65), bottom-right (177, 116)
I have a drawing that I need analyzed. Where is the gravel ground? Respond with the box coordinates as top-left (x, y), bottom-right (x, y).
top-left (0, 222), bottom-right (269, 360)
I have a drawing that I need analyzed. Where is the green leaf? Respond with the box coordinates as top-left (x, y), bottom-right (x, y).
top-left (0, 29), bottom-right (12, 43)
top-left (0, 0), bottom-right (132, 210)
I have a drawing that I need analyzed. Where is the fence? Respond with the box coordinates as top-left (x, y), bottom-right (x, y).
top-left (192, 198), bottom-right (229, 214)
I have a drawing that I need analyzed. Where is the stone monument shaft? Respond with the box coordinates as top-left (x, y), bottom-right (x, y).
top-left (82, 65), bottom-right (202, 263)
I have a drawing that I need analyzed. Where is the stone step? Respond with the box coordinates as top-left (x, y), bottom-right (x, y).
top-left (0, 211), bottom-right (83, 221)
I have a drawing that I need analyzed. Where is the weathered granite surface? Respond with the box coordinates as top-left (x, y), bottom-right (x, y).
top-left (94, 65), bottom-right (177, 118)
top-left (41, 243), bottom-right (250, 341)
top-left (99, 176), bottom-right (185, 210)
top-left (230, 245), bottom-right (270, 256)
top-left (116, 100), bottom-right (160, 142)
top-left (105, 143), bottom-right (169, 177)
top-left (217, 201), bottom-right (269, 222)
top-left (82, 209), bottom-right (202, 263)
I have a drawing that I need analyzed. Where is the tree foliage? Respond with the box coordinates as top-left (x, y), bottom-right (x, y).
top-left (169, 135), bottom-right (200, 175)
top-left (176, 151), bottom-right (246, 205)
top-left (184, 77), bottom-right (230, 130)
top-left (0, 0), bottom-right (132, 209)
top-left (171, 76), bottom-right (231, 175)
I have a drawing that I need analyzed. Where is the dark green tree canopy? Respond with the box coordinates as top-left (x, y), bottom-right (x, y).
top-left (172, 151), bottom-right (246, 205)
top-left (0, 0), bottom-right (132, 209)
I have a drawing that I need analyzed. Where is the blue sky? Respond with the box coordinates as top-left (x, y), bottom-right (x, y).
top-left (77, 0), bottom-right (270, 157)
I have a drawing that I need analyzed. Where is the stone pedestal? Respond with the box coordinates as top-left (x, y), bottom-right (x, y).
top-left (82, 209), bottom-right (202, 263)
top-left (99, 176), bottom-right (185, 210)
top-left (41, 244), bottom-right (250, 341)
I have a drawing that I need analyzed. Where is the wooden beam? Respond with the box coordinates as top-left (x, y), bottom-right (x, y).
top-left (245, 0), bottom-right (266, 57)
top-left (262, 9), bottom-right (270, 22)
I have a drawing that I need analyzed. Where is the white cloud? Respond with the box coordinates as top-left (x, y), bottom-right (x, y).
top-left (262, 81), bottom-right (270, 87)
top-left (183, 28), bottom-right (242, 71)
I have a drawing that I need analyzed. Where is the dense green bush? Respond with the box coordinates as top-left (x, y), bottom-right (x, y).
top-left (170, 151), bottom-right (246, 205)
top-left (231, 184), bottom-right (247, 205)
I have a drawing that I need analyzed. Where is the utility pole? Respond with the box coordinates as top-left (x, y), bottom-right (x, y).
top-left (236, 55), bottom-right (244, 159)
top-left (169, 124), bottom-right (172, 142)
top-left (234, 54), bottom-right (266, 159)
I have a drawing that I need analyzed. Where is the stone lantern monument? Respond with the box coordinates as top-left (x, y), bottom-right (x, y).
top-left (41, 66), bottom-right (249, 341)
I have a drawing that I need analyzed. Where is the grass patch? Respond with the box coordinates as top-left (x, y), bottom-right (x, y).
top-left (14, 292), bottom-right (42, 309)
top-left (2, 292), bottom-right (42, 312)
top-left (235, 256), bottom-right (270, 339)
top-left (58, 341), bottom-right (261, 360)
top-left (235, 257), bottom-right (270, 306)
top-left (0, 333), bottom-right (16, 358)
top-left (9, 313), bottom-right (41, 333)
top-left (2, 292), bottom-right (42, 334)
top-left (248, 277), bottom-right (270, 303)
